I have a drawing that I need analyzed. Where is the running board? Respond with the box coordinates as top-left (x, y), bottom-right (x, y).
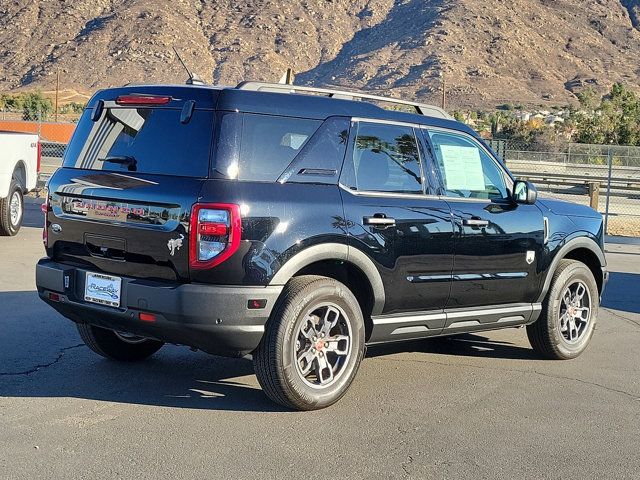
top-left (368, 303), bottom-right (541, 344)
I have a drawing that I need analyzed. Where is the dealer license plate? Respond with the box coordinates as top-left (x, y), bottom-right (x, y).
top-left (84, 272), bottom-right (122, 308)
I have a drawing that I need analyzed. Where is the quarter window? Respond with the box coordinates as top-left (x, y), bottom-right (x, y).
top-left (351, 122), bottom-right (423, 194)
top-left (213, 113), bottom-right (322, 182)
top-left (425, 130), bottom-right (510, 200)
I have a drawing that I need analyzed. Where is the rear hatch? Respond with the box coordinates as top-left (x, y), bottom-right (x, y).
top-left (45, 86), bottom-right (218, 282)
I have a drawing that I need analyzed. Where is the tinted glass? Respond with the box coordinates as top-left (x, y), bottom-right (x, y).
top-left (236, 114), bottom-right (321, 182)
top-left (278, 117), bottom-right (350, 184)
top-left (351, 122), bottom-right (422, 194)
top-left (63, 108), bottom-right (213, 177)
top-left (426, 130), bottom-right (509, 200)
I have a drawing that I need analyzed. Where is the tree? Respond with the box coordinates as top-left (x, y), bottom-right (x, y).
top-left (21, 92), bottom-right (53, 121)
top-left (60, 102), bottom-right (86, 115)
top-left (576, 87), bottom-right (599, 111)
top-left (0, 93), bottom-right (24, 110)
top-left (570, 83), bottom-right (640, 146)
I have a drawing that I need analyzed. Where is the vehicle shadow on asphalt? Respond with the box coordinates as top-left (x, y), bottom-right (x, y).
top-left (1, 347), bottom-right (289, 413)
top-left (6, 275), bottom-right (635, 411)
top-left (22, 196), bottom-right (45, 228)
top-left (601, 271), bottom-right (640, 314)
top-left (0, 290), bottom-right (288, 412)
top-left (366, 334), bottom-right (539, 361)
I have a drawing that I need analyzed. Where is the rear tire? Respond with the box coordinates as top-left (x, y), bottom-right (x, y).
top-left (527, 259), bottom-right (598, 360)
top-left (77, 324), bottom-right (164, 361)
top-left (0, 179), bottom-right (24, 236)
top-left (253, 275), bottom-right (365, 410)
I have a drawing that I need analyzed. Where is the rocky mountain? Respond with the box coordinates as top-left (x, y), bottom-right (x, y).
top-left (1, 0), bottom-right (639, 108)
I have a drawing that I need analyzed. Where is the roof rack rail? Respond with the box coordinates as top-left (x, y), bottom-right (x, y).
top-left (235, 81), bottom-right (453, 120)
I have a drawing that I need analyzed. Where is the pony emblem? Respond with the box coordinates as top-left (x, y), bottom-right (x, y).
top-left (167, 234), bottom-right (185, 256)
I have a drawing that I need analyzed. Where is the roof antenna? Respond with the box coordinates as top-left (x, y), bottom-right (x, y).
top-left (172, 47), bottom-right (206, 85)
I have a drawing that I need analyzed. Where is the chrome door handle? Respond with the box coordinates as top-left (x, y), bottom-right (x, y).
top-left (363, 215), bottom-right (396, 227)
top-left (463, 217), bottom-right (489, 227)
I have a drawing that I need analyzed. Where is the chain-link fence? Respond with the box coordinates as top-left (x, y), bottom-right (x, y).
top-left (2, 108), bottom-right (639, 237)
top-left (488, 139), bottom-right (640, 237)
top-left (1, 107), bottom-right (78, 183)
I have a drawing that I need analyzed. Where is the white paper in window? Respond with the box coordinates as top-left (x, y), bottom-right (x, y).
top-left (439, 145), bottom-right (485, 191)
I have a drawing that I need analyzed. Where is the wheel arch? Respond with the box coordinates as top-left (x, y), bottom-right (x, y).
top-left (12, 160), bottom-right (27, 191)
top-left (537, 237), bottom-right (606, 302)
top-left (269, 243), bottom-right (385, 337)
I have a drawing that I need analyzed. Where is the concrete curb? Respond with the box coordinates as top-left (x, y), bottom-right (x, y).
top-left (606, 235), bottom-right (640, 246)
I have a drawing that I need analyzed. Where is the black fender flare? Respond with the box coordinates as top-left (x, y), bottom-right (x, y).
top-left (269, 243), bottom-right (386, 315)
top-left (536, 236), bottom-right (606, 303)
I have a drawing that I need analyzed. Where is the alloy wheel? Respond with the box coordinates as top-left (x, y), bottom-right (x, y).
top-left (559, 280), bottom-right (591, 344)
top-left (294, 303), bottom-right (353, 389)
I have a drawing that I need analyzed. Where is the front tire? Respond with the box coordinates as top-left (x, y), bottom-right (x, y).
top-left (77, 324), bottom-right (164, 361)
top-left (527, 259), bottom-right (599, 360)
top-left (253, 276), bottom-right (365, 410)
top-left (0, 179), bottom-right (24, 236)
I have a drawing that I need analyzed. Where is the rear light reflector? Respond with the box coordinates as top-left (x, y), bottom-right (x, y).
top-left (115, 95), bottom-right (171, 106)
top-left (190, 203), bottom-right (241, 269)
top-left (42, 197), bottom-right (49, 248)
top-left (139, 312), bottom-right (157, 322)
top-left (248, 299), bottom-right (267, 310)
top-left (36, 140), bottom-right (42, 173)
top-left (48, 292), bottom-right (60, 302)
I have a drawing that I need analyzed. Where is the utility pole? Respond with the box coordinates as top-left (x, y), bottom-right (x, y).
top-left (54, 68), bottom-right (60, 123)
top-left (441, 72), bottom-right (447, 111)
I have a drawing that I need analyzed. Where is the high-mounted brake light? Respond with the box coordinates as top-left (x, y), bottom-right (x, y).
top-left (189, 203), bottom-right (241, 269)
top-left (115, 95), bottom-right (171, 106)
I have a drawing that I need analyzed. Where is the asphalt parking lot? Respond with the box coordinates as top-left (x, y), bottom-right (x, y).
top-left (1, 198), bottom-right (639, 479)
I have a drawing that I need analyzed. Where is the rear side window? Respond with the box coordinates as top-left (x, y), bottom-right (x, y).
top-left (347, 122), bottom-right (423, 194)
top-left (277, 117), bottom-right (350, 184)
top-left (229, 114), bottom-right (321, 182)
top-left (63, 107), bottom-right (214, 177)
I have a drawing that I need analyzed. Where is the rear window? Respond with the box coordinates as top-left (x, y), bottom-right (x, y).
top-left (63, 107), bottom-right (214, 177)
top-left (213, 113), bottom-right (321, 182)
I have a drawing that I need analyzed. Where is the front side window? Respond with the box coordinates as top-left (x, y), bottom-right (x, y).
top-left (425, 130), bottom-right (510, 200)
top-left (350, 122), bottom-right (423, 194)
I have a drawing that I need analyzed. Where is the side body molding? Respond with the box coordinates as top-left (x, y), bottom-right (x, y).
top-left (537, 236), bottom-right (606, 303)
top-left (269, 243), bottom-right (386, 315)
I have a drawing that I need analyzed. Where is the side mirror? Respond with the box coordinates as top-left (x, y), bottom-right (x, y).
top-left (513, 180), bottom-right (537, 205)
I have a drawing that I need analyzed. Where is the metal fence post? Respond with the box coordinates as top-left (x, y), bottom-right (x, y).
top-left (604, 146), bottom-right (613, 235)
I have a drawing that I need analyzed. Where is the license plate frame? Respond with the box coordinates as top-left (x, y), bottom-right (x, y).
top-left (84, 272), bottom-right (122, 308)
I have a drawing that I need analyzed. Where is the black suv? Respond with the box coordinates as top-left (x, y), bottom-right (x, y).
top-left (37, 82), bottom-right (607, 410)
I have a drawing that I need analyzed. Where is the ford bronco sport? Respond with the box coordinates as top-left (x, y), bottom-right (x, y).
top-left (36, 82), bottom-right (607, 410)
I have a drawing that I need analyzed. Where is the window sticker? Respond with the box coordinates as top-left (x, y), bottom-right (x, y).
top-left (439, 145), bottom-right (485, 191)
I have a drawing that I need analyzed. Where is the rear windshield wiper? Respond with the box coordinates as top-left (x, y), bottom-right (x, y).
top-left (100, 155), bottom-right (137, 171)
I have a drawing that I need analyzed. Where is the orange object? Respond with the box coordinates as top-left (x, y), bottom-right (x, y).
top-left (0, 120), bottom-right (75, 143)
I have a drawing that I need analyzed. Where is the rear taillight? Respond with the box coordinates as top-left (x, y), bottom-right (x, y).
top-left (189, 203), bottom-right (241, 269)
top-left (37, 140), bottom-right (42, 173)
top-left (41, 197), bottom-right (49, 248)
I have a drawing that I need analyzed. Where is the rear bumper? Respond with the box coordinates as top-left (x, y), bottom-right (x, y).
top-left (36, 258), bottom-right (282, 357)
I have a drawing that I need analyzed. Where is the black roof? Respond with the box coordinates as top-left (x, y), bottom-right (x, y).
top-left (87, 83), bottom-right (477, 137)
